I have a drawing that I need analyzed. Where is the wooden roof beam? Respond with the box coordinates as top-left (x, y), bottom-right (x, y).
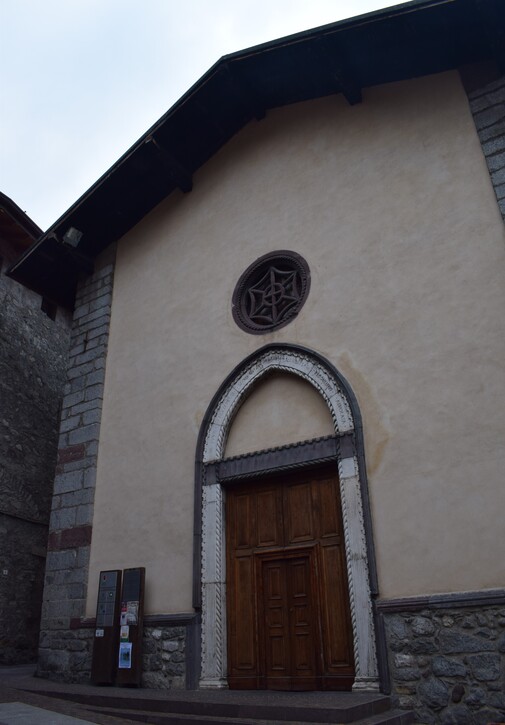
top-left (315, 37), bottom-right (362, 106)
top-left (46, 233), bottom-right (95, 274)
top-left (145, 137), bottom-right (193, 193)
top-left (221, 63), bottom-right (266, 121)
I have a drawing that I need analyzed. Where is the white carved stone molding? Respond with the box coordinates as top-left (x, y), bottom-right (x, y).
top-left (338, 465), bottom-right (379, 691)
top-left (200, 484), bottom-right (227, 688)
top-left (200, 346), bottom-right (379, 690)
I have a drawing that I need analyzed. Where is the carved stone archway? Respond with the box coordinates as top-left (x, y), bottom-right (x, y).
top-left (195, 344), bottom-right (379, 691)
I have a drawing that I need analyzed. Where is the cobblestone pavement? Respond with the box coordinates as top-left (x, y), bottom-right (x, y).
top-left (0, 665), bottom-right (134, 724)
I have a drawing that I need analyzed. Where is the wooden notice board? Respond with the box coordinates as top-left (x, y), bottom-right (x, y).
top-left (115, 567), bottom-right (145, 686)
top-left (90, 569), bottom-right (122, 684)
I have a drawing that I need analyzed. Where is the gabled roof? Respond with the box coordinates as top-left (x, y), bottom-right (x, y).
top-left (8, 0), bottom-right (505, 307)
top-left (0, 192), bottom-right (42, 261)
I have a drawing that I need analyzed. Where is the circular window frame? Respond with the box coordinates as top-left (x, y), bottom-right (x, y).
top-left (232, 250), bottom-right (311, 334)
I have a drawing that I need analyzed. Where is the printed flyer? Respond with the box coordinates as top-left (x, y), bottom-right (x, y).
top-left (118, 642), bottom-right (132, 669)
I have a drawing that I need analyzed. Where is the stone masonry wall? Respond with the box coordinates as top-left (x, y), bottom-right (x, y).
top-left (468, 74), bottom-right (505, 223)
top-left (0, 514), bottom-right (49, 663)
top-left (142, 625), bottom-right (187, 689)
top-left (383, 601), bottom-right (505, 725)
top-left (37, 248), bottom-right (115, 682)
top-left (0, 256), bottom-right (70, 664)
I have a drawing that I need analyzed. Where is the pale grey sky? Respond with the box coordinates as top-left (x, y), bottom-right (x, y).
top-left (1, 0), bottom-right (405, 230)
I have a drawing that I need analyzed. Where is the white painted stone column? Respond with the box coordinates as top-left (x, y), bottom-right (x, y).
top-left (339, 455), bottom-right (379, 691)
top-left (200, 483), bottom-right (227, 688)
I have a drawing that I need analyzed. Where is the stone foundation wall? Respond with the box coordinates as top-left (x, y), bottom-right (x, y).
top-left (142, 625), bottom-right (187, 689)
top-left (38, 626), bottom-right (94, 684)
top-left (36, 619), bottom-right (194, 687)
top-left (382, 597), bottom-right (505, 725)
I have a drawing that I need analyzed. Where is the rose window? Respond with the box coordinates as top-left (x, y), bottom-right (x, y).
top-left (232, 251), bottom-right (310, 334)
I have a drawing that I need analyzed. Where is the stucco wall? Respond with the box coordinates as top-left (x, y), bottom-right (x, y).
top-left (225, 373), bottom-right (335, 457)
top-left (86, 71), bottom-right (505, 615)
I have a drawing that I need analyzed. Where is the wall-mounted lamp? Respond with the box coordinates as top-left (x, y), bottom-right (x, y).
top-left (62, 226), bottom-right (83, 248)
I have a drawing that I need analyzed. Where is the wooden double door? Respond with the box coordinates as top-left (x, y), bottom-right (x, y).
top-left (226, 467), bottom-right (354, 691)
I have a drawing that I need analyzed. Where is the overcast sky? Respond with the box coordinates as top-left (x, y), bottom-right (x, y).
top-left (1, 0), bottom-right (405, 231)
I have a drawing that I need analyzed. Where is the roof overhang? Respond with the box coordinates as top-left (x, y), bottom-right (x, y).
top-left (0, 192), bottom-right (42, 255)
top-left (8, 0), bottom-right (505, 308)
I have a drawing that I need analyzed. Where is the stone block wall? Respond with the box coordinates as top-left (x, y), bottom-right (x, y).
top-left (381, 595), bottom-right (505, 725)
top-left (0, 514), bottom-right (48, 663)
top-left (142, 625), bottom-right (187, 689)
top-left (37, 250), bottom-right (115, 681)
top-left (468, 73), bottom-right (505, 222)
top-left (35, 247), bottom-right (201, 688)
top-left (0, 256), bottom-right (71, 664)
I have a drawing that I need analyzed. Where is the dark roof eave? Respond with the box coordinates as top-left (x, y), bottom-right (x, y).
top-left (0, 191), bottom-right (43, 241)
top-left (9, 0), bottom-right (505, 309)
top-left (17, 0), bottom-right (452, 248)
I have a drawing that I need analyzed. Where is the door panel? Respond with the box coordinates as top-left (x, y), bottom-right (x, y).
top-left (287, 555), bottom-right (319, 688)
top-left (262, 559), bottom-right (290, 687)
top-left (316, 476), bottom-right (341, 539)
top-left (260, 553), bottom-right (319, 690)
top-left (234, 492), bottom-right (256, 549)
top-left (284, 482), bottom-right (314, 543)
top-left (226, 467), bottom-right (354, 690)
top-left (228, 554), bottom-right (257, 683)
top-left (257, 488), bottom-right (283, 547)
top-left (319, 544), bottom-right (354, 670)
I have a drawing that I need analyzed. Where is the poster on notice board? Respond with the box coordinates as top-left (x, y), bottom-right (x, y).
top-left (118, 642), bottom-right (132, 669)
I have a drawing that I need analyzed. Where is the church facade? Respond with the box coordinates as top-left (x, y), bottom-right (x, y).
top-left (10, 1), bottom-right (505, 722)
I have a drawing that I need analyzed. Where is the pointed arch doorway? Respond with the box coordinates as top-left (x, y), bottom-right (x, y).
top-left (195, 344), bottom-right (379, 692)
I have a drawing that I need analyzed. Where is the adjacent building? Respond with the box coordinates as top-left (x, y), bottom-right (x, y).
top-left (0, 193), bottom-right (70, 663)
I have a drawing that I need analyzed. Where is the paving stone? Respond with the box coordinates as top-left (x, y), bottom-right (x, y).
top-left (0, 703), bottom-right (94, 725)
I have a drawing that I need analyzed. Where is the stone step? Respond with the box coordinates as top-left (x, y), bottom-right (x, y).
top-left (24, 689), bottom-right (393, 723)
top-left (23, 689), bottom-right (414, 725)
top-left (352, 711), bottom-right (415, 725)
top-left (82, 705), bottom-right (415, 725)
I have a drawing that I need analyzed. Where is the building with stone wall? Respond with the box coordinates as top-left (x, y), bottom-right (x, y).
top-left (8, 1), bottom-right (505, 723)
top-left (0, 193), bottom-right (71, 663)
